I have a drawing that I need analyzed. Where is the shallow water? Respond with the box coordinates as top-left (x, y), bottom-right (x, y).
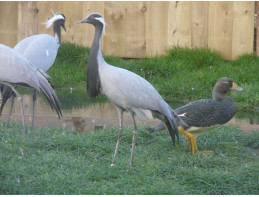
top-left (1, 93), bottom-right (258, 134)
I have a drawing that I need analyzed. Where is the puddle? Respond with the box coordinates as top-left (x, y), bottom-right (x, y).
top-left (0, 95), bottom-right (157, 132)
top-left (0, 94), bottom-right (258, 134)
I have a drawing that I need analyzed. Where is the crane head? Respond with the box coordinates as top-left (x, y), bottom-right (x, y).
top-left (56, 13), bottom-right (66, 32)
top-left (43, 12), bottom-right (66, 31)
top-left (76, 13), bottom-right (106, 34)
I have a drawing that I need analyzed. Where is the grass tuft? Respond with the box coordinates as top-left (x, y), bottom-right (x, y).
top-left (47, 42), bottom-right (258, 110)
top-left (166, 46), bottom-right (223, 69)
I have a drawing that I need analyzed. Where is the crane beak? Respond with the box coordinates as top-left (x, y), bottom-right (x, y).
top-left (76, 18), bottom-right (89, 24)
top-left (231, 82), bottom-right (244, 91)
top-left (62, 23), bottom-right (66, 32)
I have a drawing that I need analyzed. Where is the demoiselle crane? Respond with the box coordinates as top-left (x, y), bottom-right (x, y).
top-left (76, 13), bottom-right (186, 166)
top-left (147, 77), bottom-right (244, 153)
top-left (0, 12), bottom-right (66, 127)
top-left (0, 44), bottom-right (62, 134)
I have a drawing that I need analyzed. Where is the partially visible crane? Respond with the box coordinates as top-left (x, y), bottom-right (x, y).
top-left (0, 44), bottom-right (62, 134)
top-left (0, 12), bottom-right (66, 127)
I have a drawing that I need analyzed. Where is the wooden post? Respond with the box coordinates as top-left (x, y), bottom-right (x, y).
top-left (18, 2), bottom-right (39, 42)
top-left (256, 2), bottom-right (259, 56)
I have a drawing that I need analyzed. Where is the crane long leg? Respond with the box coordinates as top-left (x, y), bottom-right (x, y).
top-left (1, 82), bottom-right (27, 134)
top-left (32, 90), bottom-right (37, 127)
top-left (6, 94), bottom-right (15, 127)
top-left (17, 95), bottom-right (27, 134)
top-left (111, 107), bottom-right (124, 166)
top-left (130, 116), bottom-right (137, 166)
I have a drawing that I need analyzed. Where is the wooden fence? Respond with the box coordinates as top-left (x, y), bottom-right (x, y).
top-left (0, 1), bottom-right (257, 60)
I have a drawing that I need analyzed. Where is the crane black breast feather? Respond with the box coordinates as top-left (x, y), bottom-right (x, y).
top-left (87, 53), bottom-right (101, 98)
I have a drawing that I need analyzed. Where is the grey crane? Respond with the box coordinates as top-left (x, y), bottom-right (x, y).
top-left (0, 44), bottom-right (62, 134)
top-left (0, 12), bottom-right (66, 127)
top-left (76, 13), bottom-right (186, 166)
top-left (147, 77), bottom-right (244, 153)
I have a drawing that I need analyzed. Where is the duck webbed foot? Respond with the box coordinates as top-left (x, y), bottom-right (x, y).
top-left (178, 126), bottom-right (198, 154)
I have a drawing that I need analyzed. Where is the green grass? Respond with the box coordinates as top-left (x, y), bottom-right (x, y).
top-left (0, 123), bottom-right (258, 195)
top-left (48, 43), bottom-right (90, 90)
top-left (1, 43), bottom-right (258, 194)
top-left (47, 43), bottom-right (259, 111)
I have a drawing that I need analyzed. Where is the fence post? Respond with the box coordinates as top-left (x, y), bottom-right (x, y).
top-left (18, 2), bottom-right (39, 42)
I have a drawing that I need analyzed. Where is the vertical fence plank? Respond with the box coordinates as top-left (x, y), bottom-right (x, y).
top-left (103, 1), bottom-right (146, 57)
top-left (168, 1), bottom-right (191, 48)
top-left (145, 1), bottom-right (169, 57)
top-left (190, 1), bottom-right (208, 48)
top-left (232, 2), bottom-right (255, 59)
top-left (208, 2), bottom-right (233, 59)
top-left (0, 2), bottom-right (18, 47)
top-left (103, 2), bottom-right (126, 57)
top-left (121, 2), bottom-right (146, 58)
top-left (17, 2), bottom-right (39, 42)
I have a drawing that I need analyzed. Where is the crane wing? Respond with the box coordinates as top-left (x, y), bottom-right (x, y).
top-left (14, 34), bottom-right (59, 72)
top-left (0, 44), bottom-right (40, 90)
top-left (100, 64), bottom-right (168, 115)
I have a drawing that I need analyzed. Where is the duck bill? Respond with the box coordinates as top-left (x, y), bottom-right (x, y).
top-left (231, 82), bottom-right (244, 91)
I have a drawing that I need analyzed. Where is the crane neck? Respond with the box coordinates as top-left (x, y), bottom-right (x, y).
top-left (87, 23), bottom-right (104, 98)
top-left (90, 23), bottom-right (104, 62)
top-left (53, 20), bottom-right (62, 44)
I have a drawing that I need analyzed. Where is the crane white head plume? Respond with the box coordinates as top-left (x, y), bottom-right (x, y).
top-left (42, 13), bottom-right (65, 29)
top-left (95, 16), bottom-right (106, 35)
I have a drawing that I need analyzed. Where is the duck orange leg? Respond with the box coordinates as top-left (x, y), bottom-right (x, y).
top-left (178, 126), bottom-right (198, 154)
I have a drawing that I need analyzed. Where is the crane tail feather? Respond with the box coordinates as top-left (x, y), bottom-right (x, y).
top-left (0, 84), bottom-right (17, 116)
top-left (165, 116), bottom-right (179, 146)
top-left (151, 109), bottom-right (179, 145)
top-left (37, 73), bottom-right (62, 118)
